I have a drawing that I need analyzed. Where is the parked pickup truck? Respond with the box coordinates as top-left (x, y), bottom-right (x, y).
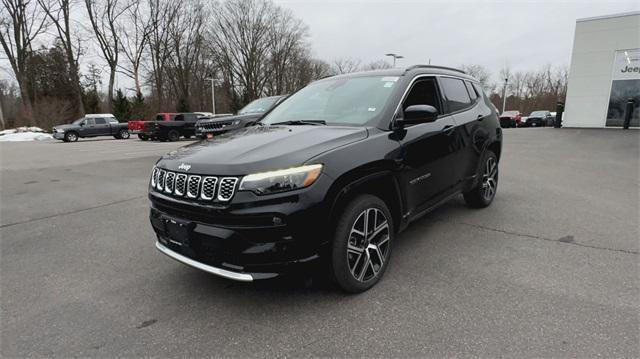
top-left (195, 95), bottom-right (285, 139)
top-left (53, 114), bottom-right (129, 142)
top-left (147, 113), bottom-right (200, 141)
top-left (129, 113), bottom-right (177, 140)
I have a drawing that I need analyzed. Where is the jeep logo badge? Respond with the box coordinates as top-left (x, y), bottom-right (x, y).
top-left (178, 163), bottom-right (191, 171)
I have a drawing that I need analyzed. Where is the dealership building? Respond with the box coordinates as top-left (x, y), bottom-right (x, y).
top-left (563, 11), bottom-right (640, 128)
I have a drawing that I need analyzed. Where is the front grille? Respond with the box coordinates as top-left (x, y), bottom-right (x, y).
top-left (199, 121), bottom-right (232, 130)
top-left (151, 166), bottom-right (239, 202)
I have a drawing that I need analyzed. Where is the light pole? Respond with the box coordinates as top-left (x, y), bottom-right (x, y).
top-left (501, 77), bottom-right (509, 114)
top-left (206, 77), bottom-right (216, 115)
top-left (385, 53), bottom-right (404, 67)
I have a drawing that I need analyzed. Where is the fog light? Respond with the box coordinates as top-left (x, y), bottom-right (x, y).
top-left (272, 216), bottom-right (283, 225)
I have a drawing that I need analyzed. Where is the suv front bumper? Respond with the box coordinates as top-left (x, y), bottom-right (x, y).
top-left (148, 177), bottom-right (332, 280)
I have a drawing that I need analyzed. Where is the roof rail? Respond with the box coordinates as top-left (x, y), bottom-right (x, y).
top-left (404, 65), bottom-right (466, 74)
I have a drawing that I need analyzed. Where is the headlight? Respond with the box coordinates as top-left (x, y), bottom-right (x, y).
top-left (232, 120), bottom-right (241, 125)
top-left (55, 128), bottom-right (64, 133)
top-left (239, 164), bottom-right (323, 195)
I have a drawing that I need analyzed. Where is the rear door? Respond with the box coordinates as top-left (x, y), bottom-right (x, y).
top-left (93, 118), bottom-right (110, 135)
top-left (439, 77), bottom-right (488, 183)
top-left (397, 77), bottom-right (459, 213)
top-left (82, 118), bottom-right (97, 136)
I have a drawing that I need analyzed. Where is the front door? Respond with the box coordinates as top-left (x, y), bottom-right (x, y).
top-left (396, 77), bottom-right (460, 213)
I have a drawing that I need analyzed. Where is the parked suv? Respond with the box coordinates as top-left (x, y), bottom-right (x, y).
top-left (53, 114), bottom-right (129, 142)
top-left (148, 65), bottom-right (502, 292)
top-left (195, 95), bottom-right (286, 139)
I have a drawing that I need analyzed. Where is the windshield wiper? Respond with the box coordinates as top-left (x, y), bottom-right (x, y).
top-left (271, 120), bottom-right (327, 126)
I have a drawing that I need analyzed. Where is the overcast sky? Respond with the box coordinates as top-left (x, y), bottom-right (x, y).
top-left (2, 0), bottom-right (639, 89)
top-left (275, 0), bottom-right (640, 79)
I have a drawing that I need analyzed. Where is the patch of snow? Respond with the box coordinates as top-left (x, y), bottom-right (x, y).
top-left (0, 131), bottom-right (53, 142)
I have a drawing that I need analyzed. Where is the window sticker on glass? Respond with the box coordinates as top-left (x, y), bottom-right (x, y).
top-left (368, 107), bottom-right (377, 112)
top-left (383, 82), bottom-right (394, 88)
top-left (381, 76), bottom-right (399, 82)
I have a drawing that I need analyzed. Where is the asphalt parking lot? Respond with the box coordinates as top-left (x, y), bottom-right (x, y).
top-left (1, 129), bottom-right (639, 357)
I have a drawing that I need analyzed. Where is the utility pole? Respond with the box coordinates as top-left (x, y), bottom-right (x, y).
top-left (385, 53), bottom-right (404, 67)
top-left (206, 77), bottom-right (216, 115)
top-left (501, 77), bottom-right (509, 114)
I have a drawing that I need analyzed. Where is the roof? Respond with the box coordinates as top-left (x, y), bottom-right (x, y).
top-left (323, 64), bottom-right (476, 82)
top-left (577, 11), bottom-right (640, 23)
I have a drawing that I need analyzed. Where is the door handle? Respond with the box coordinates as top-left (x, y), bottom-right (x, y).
top-left (477, 115), bottom-right (485, 121)
top-left (442, 124), bottom-right (455, 135)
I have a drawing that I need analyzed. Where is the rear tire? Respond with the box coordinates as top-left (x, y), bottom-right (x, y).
top-left (330, 194), bottom-right (394, 293)
top-left (167, 130), bottom-right (180, 142)
top-left (138, 134), bottom-right (149, 141)
top-left (463, 150), bottom-right (498, 208)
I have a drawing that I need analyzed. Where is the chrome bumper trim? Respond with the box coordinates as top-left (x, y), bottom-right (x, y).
top-left (155, 241), bottom-right (253, 282)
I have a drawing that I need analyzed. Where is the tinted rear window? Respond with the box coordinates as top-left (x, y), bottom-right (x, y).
top-left (465, 81), bottom-right (478, 100)
top-left (440, 77), bottom-right (472, 113)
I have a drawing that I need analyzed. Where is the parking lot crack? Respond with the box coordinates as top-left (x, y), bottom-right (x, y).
top-left (0, 196), bottom-right (146, 229)
top-left (439, 220), bottom-right (639, 255)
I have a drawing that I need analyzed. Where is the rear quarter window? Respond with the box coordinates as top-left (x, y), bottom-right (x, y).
top-left (440, 77), bottom-right (472, 113)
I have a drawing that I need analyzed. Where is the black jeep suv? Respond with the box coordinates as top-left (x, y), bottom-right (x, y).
top-left (149, 65), bottom-right (502, 293)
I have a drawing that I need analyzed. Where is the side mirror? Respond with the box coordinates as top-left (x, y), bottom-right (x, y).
top-left (399, 105), bottom-right (438, 126)
top-left (79, 122), bottom-right (85, 126)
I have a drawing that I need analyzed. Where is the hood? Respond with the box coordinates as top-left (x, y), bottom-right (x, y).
top-left (53, 124), bottom-right (78, 130)
top-left (198, 113), bottom-right (262, 124)
top-left (158, 125), bottom-right (368, 175)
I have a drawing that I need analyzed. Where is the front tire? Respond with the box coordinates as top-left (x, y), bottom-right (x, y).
top-left (331, 194), bottom-right (394, 293)
top-left (64, 131), bottom-right (78, 142)
top-left (118, 129), bottom-right (130, 139)
top-left (463, 150), bottom-right (498, 208)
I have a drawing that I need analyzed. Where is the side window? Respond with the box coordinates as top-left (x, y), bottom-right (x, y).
top-left (440, 77), bottom-right (472, 113)
top-left (156, 115), bottom-right (164, 121)
top-left (175, 115), bottom-right (184, 121)
top-left (402, 78), bottom-right (441, 114)
top-left (107, 118), bottom-right (118, 124)
top-left (85, 118), bottom-right (96, 125)
top-left (465, 81), bottom-right (478, 101)
top-left (472, 83), bottom-right (485, 100)
top-left (94, 118), bottom-right (106, 124)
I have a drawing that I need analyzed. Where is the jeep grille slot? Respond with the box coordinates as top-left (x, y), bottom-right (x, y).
top-left (157, 169), bottom-right (166, 191)
top-left (151, 167), bottom-right (159, 187)
top-left (201, 177), bottom-right (218, 200)
top-left (218, 177), bottom-right (238, 201)
top-left (187, 175), bottom-right (201, 198)
top-left (164, 172), bottom-right (176, 193)
top-left (174, 173), bottom-right (187, 196)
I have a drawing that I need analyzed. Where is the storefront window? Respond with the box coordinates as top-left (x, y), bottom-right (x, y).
top-left (606, 49), bottom-right (640, 127)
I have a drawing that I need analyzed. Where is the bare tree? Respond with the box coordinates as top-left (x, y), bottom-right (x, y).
top-left (85, 0), bottom-right (130, 110)
top-left (209, 0), bottom-right (274, 107)
top-left (37, 0), bottom-right (85, 116)
top-left (362, 60), bottom-right (392, 71)
top-left (0, 0), bottom-right (48, 124)
top-left (460, 64), bottom-right (492, 91)
top-left (331, 57), bottom-right (361, 74)
top-left (147, 0), bottom-right (177, 110)
top-left (118, 0), bottom-right (149, 94)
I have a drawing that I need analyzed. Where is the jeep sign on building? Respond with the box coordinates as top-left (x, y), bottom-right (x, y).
top-left (563, 12), bottom-right (640, 128)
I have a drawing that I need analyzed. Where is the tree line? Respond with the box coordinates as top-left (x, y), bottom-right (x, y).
top-left (1, 0), bottom-right (567, 130)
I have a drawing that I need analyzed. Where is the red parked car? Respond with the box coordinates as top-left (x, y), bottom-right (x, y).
top-left (499, 110), bottom-right (522, 128)
top-left (128, 113), bottom-right (177, 140)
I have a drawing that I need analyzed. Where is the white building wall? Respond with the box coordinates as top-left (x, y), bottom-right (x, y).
top-left (563, 12), bottom-right (640, 128)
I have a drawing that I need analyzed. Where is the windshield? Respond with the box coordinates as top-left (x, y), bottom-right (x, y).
top-left (238, 97), bottom-right (281, 115)
top-left (261, 76), bottom-right (398, 126)
top-left (530, 111), bottom-right (547, 117)
top-left (502, 111), bottom-right (518, 116)
top-left (72, 118), bottom-right (85, 125)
